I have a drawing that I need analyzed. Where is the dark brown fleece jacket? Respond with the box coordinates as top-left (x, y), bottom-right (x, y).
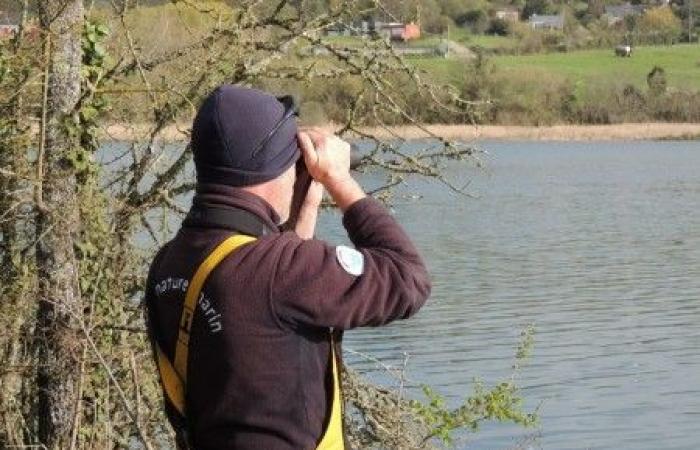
top-left (145, 184), bottom-right (431, 449)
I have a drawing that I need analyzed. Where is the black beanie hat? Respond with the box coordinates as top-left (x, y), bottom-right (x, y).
top-left (191, 85), bottom-right (300, 187)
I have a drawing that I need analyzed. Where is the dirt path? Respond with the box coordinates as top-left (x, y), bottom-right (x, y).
top-left (102, 122), bottom-right (700, 142)
top-left (358, 123), bottom-right (700, 141)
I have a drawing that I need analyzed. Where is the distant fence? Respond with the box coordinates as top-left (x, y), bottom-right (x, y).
top-left (309, 43), bottom-right (447, 58)
top-left (391, 44), bottom-right (447, 57)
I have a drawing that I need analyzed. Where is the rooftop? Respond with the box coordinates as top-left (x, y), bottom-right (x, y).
top-left (604, 3), bottom-right (646, 18)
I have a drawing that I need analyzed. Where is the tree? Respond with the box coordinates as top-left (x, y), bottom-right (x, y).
top-left (587, 0), bottom-right (605, 19)
top-left (522, 0), bottom-right (553, 20)
top-left (458, 8), bottom-right (490, 33)
top-left (440, 0), bottom-right (473, 22)
top-left (675, 0), bottom-right (699, 42)
top-left (637, 6), bottom-right (683, 44)
top-left (487, 17), bottom-right (510, 35)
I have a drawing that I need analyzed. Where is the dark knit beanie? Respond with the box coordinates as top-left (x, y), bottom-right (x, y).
top-left (191, 85), bottom-right (300, 187)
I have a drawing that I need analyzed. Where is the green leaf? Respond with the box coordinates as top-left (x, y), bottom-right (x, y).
top-left (80, 106), bottom-right (99, 122)
top-left (96, 24), bottom-right (110, 36)
top-left (93, 44), bottom-right (106, 59)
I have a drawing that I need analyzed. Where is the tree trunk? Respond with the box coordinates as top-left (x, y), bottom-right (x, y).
top-left (35, 1), bottom-right (84, 448)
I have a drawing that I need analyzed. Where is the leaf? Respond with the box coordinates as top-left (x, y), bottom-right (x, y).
top-left (93, 44), bottom-right (106, 59)
top-left (96, 24), bottom-right (110, 36)
top-left (80, 106), bottom-right (99, 122)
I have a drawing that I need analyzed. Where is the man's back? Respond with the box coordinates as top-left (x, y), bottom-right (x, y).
top-left (146, 186), bottom-right (430, 449)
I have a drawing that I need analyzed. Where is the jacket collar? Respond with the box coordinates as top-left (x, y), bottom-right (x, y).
top-left (185, 183), bottom-right (281, 235)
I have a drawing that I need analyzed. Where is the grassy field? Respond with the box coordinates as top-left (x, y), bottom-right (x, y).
top-left (494, 44), bottom-right (700, 90)
top-left (413, 44), bottom-right (700, 91)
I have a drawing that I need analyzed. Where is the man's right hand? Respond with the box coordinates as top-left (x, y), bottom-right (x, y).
top-left (298, 130), bottom-right (366, 212)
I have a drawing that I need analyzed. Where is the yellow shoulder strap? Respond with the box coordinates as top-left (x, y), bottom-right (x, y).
top-left (174, 234), bottom-right (257, 383)
top-left (154, 234), bottom-right (256, 415)
top-left (316, 333), bottom-right (345, 450)
top-left (155, 342), bottom-right (186, 415)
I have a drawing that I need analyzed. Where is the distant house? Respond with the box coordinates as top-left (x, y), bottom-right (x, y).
top-left (323, 19), bottom-right (420, 41)
top-left (0, 8), bottom-right (19, 39)
top-left (604, 3), bottom-right (645, 25)
top-left (0, 24), bottom-right (18, 39)
top-left (379, 22), bottom-right (421, 41)
top-left (528, 14), bottom-right (564, 30)
top-left (494, 8), bottom-right (520, 22)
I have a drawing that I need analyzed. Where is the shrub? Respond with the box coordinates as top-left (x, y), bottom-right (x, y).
top-left (458, 9), bottom-right (490, 34)
top-left (487, 18), bottom-right (510, 36)
top-left (647, 66), bottom-right (667, 96)
top-left (636, 6), bottom-right (683, 45)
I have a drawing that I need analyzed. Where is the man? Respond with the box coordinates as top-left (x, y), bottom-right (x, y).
top-left (145, 85), bottom-right (431, 449)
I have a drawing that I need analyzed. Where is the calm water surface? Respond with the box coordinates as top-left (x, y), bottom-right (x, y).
top-left (319, 140), bottom-right (700, 450)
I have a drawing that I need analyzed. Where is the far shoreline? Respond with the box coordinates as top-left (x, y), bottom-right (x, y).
top-left (101, 122), bottom-right (700, 142)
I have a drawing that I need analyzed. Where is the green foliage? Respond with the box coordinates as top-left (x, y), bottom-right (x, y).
top-left (487, 18), bottom-right (510, 36)
top-left (522, 0), bottom-right (553, 19)
top-left (637, 6), bottom-right (683, 44)
top-left (65, 20), bottom-right (111, 180)
top-left (456, 9), bottom-right (489, 32)
top-left (412, 382), bottom-right (538, 446)
top-left (0, 51), bottom-right (9, 84)
top-left (409, 325), bottom-right (538, 447)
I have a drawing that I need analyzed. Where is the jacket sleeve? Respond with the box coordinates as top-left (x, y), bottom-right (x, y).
top-left (269, 197), bottom-right (431, 330)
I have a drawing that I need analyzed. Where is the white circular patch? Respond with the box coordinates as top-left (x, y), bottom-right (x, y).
top-left (335, 246), bottom-right (364, 276)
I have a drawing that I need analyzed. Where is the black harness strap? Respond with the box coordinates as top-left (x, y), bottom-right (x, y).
top-left (183, 205), bottom-right (272, 237)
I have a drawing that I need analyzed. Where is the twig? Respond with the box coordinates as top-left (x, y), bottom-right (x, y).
top-left (68, 306), bottom-right (155, 450)
top-left (35, 32), bottom-right (51, 213)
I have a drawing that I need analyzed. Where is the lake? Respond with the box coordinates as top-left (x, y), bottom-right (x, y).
top-left (112, 139), bottom-right (700, 449)
top-left (319, 140), bottom-right (700, 450)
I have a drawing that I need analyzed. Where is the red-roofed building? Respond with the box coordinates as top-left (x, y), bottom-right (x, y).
top-left (382, 22), bottom-right (421, 41)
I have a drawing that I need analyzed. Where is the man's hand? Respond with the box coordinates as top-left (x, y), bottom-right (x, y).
top-left (298, 129), bottom-right (351, 184)
top-left (298, 130), bottom-right (365, 212)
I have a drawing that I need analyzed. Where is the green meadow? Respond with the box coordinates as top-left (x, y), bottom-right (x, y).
top-left (414, 44), bottom-right (700, 91)
top-left (495, 45), bottom-right (700, 90)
